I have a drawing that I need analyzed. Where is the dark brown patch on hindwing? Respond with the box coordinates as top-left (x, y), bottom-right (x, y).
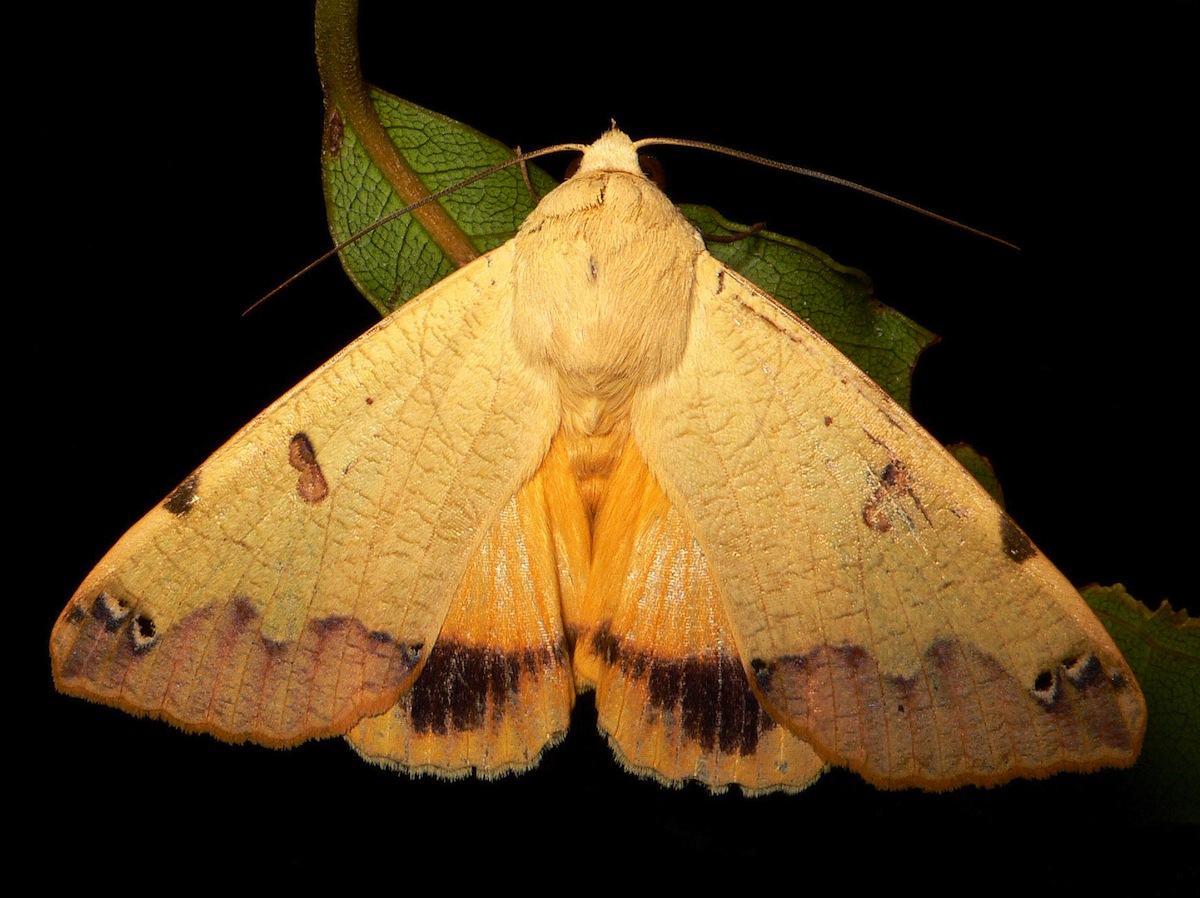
top-left (592, 624), bottom-right (775, 757)
top-left (289, 433), bottom-right (329, 502)
top-left (999, 512), bottom-right (1037, 562)
top-left (51, 591), bottom-right (423, 744)
top-left (754, 637), bottom-right (1142, 786)
top-left (406, 641), bottom-right (564, 735)
top-left (162, 474), bottom-right (199, 515)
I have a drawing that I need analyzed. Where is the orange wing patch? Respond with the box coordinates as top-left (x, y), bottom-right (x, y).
top-left (347, 441), bottom-right (585, 778)
top-left (578, 443), bottom-right (827, 793)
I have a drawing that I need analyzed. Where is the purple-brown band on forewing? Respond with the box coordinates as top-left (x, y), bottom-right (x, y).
top-left (52, 592), bottom-right (422, 744)
top-left (752, 637), bottom-right (1142, 787)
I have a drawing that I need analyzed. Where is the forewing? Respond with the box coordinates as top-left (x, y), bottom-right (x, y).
top-left (51, 244), bottom-right (562, 746)
top-left (631, 253), bottom-right (1146, 789)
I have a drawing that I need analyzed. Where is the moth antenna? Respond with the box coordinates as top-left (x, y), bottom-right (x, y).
top-left (247, 142), bottom-right (588, 314)
top-left (635, 137), bottom-right (1020, 251)
top-left (513, 146), bottom-right (543, 203)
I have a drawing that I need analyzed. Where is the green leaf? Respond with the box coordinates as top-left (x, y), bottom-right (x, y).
top-left (1082, 586), bottom-right (1200, 825)
top-left (948, 443), bottom-right (1005, 506)
top-left (322, 90), bottom-right (556, 315)
top-left (685, 205), bottom-right (936, 409)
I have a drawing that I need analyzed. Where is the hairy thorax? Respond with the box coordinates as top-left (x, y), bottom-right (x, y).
top-left (512, 166), bottom-right (705, 513)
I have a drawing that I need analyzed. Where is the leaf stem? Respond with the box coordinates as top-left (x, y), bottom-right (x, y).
top-left (314, 0), bottom-right (479, 268)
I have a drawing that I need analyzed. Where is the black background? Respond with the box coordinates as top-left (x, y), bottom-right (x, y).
top-left (27, 1), bottom-right (1195, 880)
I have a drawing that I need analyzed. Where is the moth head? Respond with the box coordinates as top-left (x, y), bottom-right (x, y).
top-left (572, 128), bottom-right (641, 177)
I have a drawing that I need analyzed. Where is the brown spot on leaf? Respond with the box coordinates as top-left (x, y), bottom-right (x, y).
top-left (999, 513), bottom-right (1036, 563)
top-left (323, 107), bottom-right (343, 156)
top-left (824, 415), bottom-right (833, 426)
top-left (289, 433), bottom-right (329, 502)
top-left (757, 636), bottom-right (1141, 785)
top-left (163, 474), bottom-right (199, 516)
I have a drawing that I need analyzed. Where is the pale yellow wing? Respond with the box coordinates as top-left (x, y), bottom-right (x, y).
top-left (631, 253), bottom-right (1146, 789)
top-left (50, 243), bottom-right (562, 746)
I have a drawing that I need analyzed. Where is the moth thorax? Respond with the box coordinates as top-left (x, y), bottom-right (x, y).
top-left (512, 171), bottom-right (703, 391)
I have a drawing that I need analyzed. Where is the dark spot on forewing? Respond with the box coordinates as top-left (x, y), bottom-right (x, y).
top-left (232, 596), bottom-right (257, 627)
top-left (592, 624), bottom-right (774, 756)
top-left (1064, 653), bottom-right (1102, 689)
top-left (862, 504), bottom-right (893, 533)
top-left (862, 460), bottom-right (925, 533)
top-left (407, 641), bottom-right (566, 735)
top-left (162, 474), bottom-right (199, 516)
top-left (289, 433), bottom-right (329, 502)
top-left (1032, 653), bottom-right (1107, 707)
top-left (130, 614), bottom-right (157, 651)
top-left (999, 513), bottom-right (1036, 563)
top-left (92, 591), bottom-right (131, 631)
top-left (1031, 668), bottom-right (1059, 704)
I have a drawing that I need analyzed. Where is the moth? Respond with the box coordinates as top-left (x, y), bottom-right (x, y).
top-left (50, 128), bottom-right (1145, 793)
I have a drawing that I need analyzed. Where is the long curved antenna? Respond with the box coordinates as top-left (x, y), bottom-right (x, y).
top-left (636, 136), bottom-right (1019, 250)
